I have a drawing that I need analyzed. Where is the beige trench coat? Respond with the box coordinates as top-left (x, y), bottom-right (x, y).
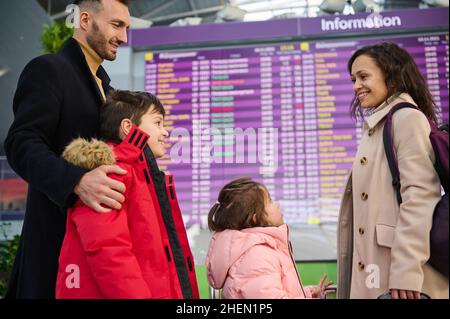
top-left (337, 93), bottom-right (449, 299)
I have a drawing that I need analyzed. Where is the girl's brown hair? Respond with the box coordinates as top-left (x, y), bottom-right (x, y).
top-left (348, 42), bottom-right (438, 123)
top-left (208, 177), bottom-right (271, 231)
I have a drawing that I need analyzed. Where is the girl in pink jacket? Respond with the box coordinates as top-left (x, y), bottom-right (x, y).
top-left (206, 177), bottom-right (335, 299)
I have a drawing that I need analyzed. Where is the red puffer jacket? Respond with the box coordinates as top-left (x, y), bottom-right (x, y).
top-left (56, 126), bottom-right (199, 299)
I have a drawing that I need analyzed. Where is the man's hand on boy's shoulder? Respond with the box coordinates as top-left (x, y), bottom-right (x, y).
top-left (74, 165), bottom-right (128, 213)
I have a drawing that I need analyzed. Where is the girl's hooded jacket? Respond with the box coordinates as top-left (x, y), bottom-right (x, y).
top-left (55, 126), bottom-right (199, 299)
top-left (206, 224), bottom-right (313, 299)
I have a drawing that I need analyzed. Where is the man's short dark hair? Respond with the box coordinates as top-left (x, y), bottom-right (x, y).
top-left (73, 0), bottom-right (129, 10)
top-left (100, 90), bottom-right (165, 142)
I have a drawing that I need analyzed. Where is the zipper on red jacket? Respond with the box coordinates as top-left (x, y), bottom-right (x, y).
top-left (143, 169), bottom-right (151, 184)
top-left (143, 146), bottom-right (194, 299)
top-left (286, 225), bottom-right (307, 297)
top-left (169, 186), bottom-right (175, 200)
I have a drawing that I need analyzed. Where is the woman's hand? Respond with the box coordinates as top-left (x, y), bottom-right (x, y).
top-left (390, 289), bottom-right (421, 299)
top-left (310, 274), bottom-right (335, 298)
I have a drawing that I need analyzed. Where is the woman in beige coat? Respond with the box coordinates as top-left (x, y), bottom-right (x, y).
top-left (337, 42), bottom-right (448, 299)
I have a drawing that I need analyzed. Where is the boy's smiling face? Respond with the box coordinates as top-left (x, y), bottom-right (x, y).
top-left (137, 105), bottom-right (169, 158)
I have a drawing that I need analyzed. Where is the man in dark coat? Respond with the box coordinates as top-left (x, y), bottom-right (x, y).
top-left (3, 0), bottom-right (130, 298)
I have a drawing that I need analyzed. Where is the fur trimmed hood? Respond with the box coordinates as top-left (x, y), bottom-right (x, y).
top-left (62, 138), bottom-right (116, 170)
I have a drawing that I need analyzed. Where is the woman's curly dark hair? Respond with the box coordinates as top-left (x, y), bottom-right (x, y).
top-left (348, 42), bottom-right (438, 123)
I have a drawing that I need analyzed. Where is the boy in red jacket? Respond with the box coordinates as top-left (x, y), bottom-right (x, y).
top-left (56, 90), bottom-right (199, 299)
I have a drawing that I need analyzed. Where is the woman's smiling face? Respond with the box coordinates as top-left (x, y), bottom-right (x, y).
top-left (351, 54), bottom-right (389, 109)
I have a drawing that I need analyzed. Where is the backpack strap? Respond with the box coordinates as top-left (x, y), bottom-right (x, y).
top-left (382, 102), bottom-right (418, 205)
top-left (432, 123), bottom-right (449, 193)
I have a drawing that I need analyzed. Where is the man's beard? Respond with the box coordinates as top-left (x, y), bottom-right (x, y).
top-left (86, 21), bottom-right (116, 61)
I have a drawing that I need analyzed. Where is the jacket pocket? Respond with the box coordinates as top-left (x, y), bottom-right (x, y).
top-left (187, 256), bottom-right (193, 271)
top-left (375, 224), bottom-right (396, 248)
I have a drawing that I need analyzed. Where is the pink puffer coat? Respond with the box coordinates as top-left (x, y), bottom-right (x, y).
top-left (206, 224), bottom-right (313, 299)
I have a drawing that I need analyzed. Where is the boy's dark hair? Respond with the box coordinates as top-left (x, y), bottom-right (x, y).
top-left (100, 90), bottom-right (165, 142)
top-left (208, 177), bottom-right (272, 232)
top-left (348, 42), bottom-right (438, 123)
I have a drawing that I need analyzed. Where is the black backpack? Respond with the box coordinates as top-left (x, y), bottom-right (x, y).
top-left (383, 102), bottom-right (448, 278)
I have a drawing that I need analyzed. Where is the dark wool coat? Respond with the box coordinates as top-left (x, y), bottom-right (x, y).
top-left (4, 37), bottom-right (112, 299)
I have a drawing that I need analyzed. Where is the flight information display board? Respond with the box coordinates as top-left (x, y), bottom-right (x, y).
top-left (144, 33), bottom-right (449, 230)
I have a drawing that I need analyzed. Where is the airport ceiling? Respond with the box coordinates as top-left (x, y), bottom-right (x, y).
top-left (36, 0), bottom-right (432, 27)
top-left (37, 0), bottom-right (228, 26)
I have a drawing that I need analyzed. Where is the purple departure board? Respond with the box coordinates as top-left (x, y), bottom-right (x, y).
top-left (144, 33), bottom-right (449, 229)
